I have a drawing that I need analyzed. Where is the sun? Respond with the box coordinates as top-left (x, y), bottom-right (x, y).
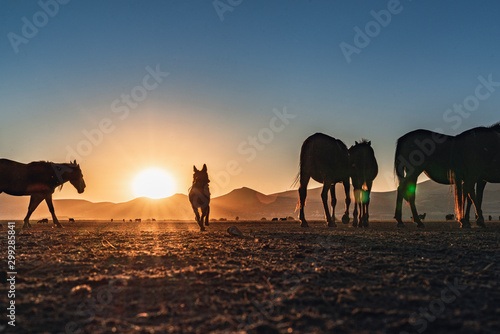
top-left (132, 167), bottom-right (177, 199)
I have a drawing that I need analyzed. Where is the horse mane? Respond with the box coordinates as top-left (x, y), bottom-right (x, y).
top-left (489, 122), bottom-right (500, 131)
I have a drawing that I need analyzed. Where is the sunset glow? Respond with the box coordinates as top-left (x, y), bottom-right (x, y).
top-left (132, 168), bottom-right (176, 199)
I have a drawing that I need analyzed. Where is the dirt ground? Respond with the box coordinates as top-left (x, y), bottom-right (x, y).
top-left (1, 220), bottom-right (499, 334)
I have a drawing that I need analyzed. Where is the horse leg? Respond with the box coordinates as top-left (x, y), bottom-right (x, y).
top-left (323, 184), bottom-right (335, 227)
top-left (341, 179), bottom-right (350, 224)
top-left (192, 206), bottom-right (204, 231)
top-left (23, 194), bottom-right (44, 228)
top-left (352, 188), bottom-right (359, 227)
top-left (45, 195), bottom-right (62, 228)
top-left (474, 181), bottom-right (486, 227)
top-left (394, 180), bottom-right (406, 227)
top-left (464, 181), bottom-right (483, 228)
top-left (204, 206), bottom-right (210, 226)
top-left (463, 195), bottom-right (472, 225)
top-left (298, 176), bottom-right (309, 227)
top-left (406, 180), bottom-right (424, 228)
top-left (363, 181), bottom-right (373, 228)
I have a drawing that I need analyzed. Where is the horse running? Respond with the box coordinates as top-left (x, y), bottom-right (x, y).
top-left (297, 133), bottom-right (351, 227)
top-left (0, 159), bottom-right (85, 228)
top-left (189, 164), bottom-right (210, 231)
top-left (349, 140), bottom-right (378, 227)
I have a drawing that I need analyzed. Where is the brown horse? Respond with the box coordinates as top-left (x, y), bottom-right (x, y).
top-left (188, 164), bottom-right (210, 231)
top-left (394, 128), bottom-right (480, 228)
top-left (297, 133), bottom-right (351, 227)
top-left (394, 129), bottom-right (465, 227)
top-left (453, 124), bottom-right (500, 228)
top-left (0, 159), bottom-right (85, 228)
top-left (349, 140), bottom-right (378, 227)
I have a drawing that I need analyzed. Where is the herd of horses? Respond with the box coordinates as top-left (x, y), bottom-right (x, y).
top-left (1, 124), bottom-right (499, 230)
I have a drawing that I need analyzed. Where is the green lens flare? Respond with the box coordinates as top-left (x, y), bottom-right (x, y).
top-left (406, 184), bottom-right (416, 197)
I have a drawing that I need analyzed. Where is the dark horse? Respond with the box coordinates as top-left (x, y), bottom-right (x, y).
top-left (349, 140), bottom-right (378, 227)
top-left (297, 133), bottom-right (350, 227)
top-left (188, 164), bottom-right (210, 231)
top-left (0, 159), bottom-right (86, 228)
top-left (453, 124), bottom-right (500, 227)
top-left (394, 129), bottom-right (478, 228)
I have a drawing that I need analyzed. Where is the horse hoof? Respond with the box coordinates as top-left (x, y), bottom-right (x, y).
top-left (341, 215), bottom-right (349, 224)
top-left (352, 223), bottom-right (358, 228)
top-left (327, 222), bottom-right (337, 228)
top-left (461, 223), bottom-right (471, 229)
top-left (417, 223), bottom-right (425, 228)
top-left (205, 222), bottom-right (210, 226)
top-left (477, 221), bottom-right (486, 228)
top-left (397, 223), bottom-right (405, 228)
top-left (300, 222), bottom-right (309, 228)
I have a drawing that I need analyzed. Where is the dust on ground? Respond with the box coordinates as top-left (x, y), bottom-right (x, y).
top-left (2, 220), bottom-right (499, 334)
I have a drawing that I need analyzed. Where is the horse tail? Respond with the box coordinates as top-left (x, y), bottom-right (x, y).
top-left (454, 175), bottom-right (464, 222)
top-left (394, 138), bottom-right (405, 184)
top-left (291, 171), bottom-right (300, 189)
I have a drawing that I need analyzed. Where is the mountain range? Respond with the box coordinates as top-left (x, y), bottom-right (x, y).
top-left (1, 180), bottom-right (500, 221)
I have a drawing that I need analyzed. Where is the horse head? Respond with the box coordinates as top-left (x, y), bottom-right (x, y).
top-left (53, 160), bottom-right (86, 193)
top-left (193, 164), bottom-right (210, 188)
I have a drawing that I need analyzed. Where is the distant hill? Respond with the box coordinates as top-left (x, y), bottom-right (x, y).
top-left (1, 180), bottom-right (500, 222)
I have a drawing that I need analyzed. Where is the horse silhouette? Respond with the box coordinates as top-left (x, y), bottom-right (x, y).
top-left (0, 159), bottom-right (85, 228)
top-left (189, 164), bottom-right (210, 231)
top-left (453, 123), bottom-right (500, 227)
top-left (349, 140), bottom-right (378, 228)
top-left (297, 133), bottom-right (350, 227)
top-left (393, 129), bottom-right (482, 228)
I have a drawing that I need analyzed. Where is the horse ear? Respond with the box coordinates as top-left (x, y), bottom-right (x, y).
top-left (368, 141), bottom-right (371, 145)
top-left (193, 165), bottom-right (198, 172)
top-left (355, 141), bottom-right (358, 145)
top-left (202, 164), bottom-right (207, 172)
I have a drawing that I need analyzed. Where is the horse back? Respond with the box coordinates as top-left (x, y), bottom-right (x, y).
top-left (0, 159), bottom-right (56, 195)
top-left (300, 133), bottom-right (350, 182)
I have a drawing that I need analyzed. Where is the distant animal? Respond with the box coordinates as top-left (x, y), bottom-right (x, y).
top-left (394, 129), bottom-right (476, 228)
top-left (488, 215), bottom-right (492, 221)
top-left (37, 218), bottom-right (49, 224)
top-left (271, 218), bottom-right (278, 221)
top-left (453, 124), bottom-right (500, 228)
top-left (189, 164), bottom-right (210, 231)
top-left (111, 218), bottom-right (114, 222)
top-left (445, 214), bottom-right (454, 221)
top-left (349, 140), bottom-right (378, 228)
top-left (135, 218), bottom-right (141, 223)
top-left (296, 133), bottom-right (351, 227)
top-left (279, 217), bottom-right (287, 221)
top-left (0, 159), bottom-right (85, 228)
top-left (152, 218), bottom-right (156, 222)
top-left (69, 218), bottom-right (75, 223)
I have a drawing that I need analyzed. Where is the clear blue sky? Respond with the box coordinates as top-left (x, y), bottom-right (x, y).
top-left (1, 0), bottom-right (500, 202)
